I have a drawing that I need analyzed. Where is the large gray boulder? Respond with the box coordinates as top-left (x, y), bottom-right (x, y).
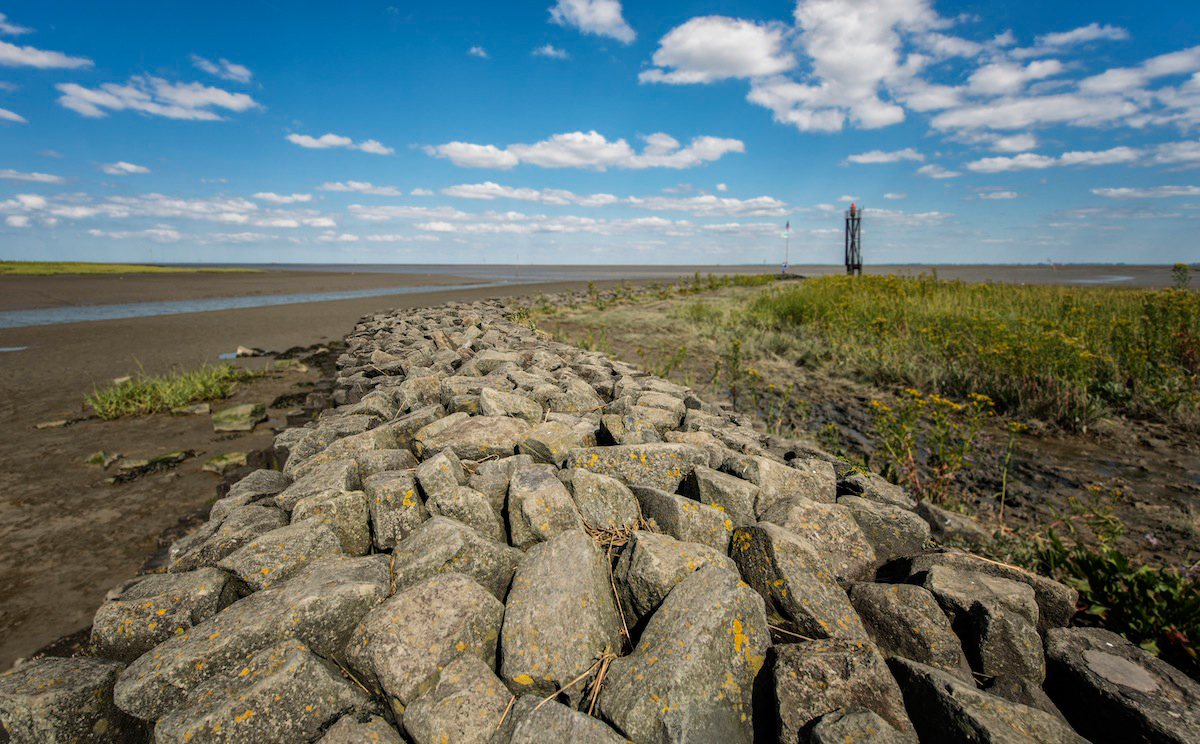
top-left (721, 453), bottom-right (835, 511)
top-left (889, 657), bottom-right (1088, 743)
top-left (0, 657), bottom-right (143, 744)
top-left (154, 640), bottom-right (373, 744)
top-left (564, 443), bottom-right (708, 493)
top-left (597, 566), bottom-right (770, 743)
top-left (114, 556), bottom-right (389, 721)
top-left (731, 522), bottom-right (867, 640)
top-left (275, 458), bottom-right (361, 512)
top-left (209, 469), bottom-right (291, 522)
top-left (428, 486), bottom-right (507, 543)
top-left (681, 465), bottom-right (760, 527)
top-left (468, 454), bottom-right (535, 513)
top-left (566, 468), bottom-right (640, 531)
top-left (403, 654), bottom-right (512, 744)
top-left (389, 517), bottom-right (523, 601)
top-left (614, 530), bottom-right (738, 625)
top-left (217, 518), bottom-right (344, 591)
top-left (632, 486), bottom-right (733, 552)
top-left (415, 448), bottom-right (467, 499)
top-left (169, 503), bottom-right (288, 572)
top-left (507, 465), bottom-right (583, 549)
top-left (414, 415), bottom-right (531, 461)
top-left (292, 489), bottom-right (372, 557)
top-left (500, 531), bottom-right (622, 705)
top-left (849, 582), bottom-right (973, 682)
top-left (344, 573), bottom-right (504, 706)
top-left (317, 714), bottom-right (404, 744)
top-left (518, 421), bottom-right (589, 467)
top-left (838, 495), bottom-right (930, 562)
top-left (906, 551), bottom-right (1077, 633)
top-left (811, 709), bottom-right (912, 744)
top-left (363, 470), bottom-right (430, 550)
top-left (492, 695), bottom-right (626, 744)
top-left (772, 639), bottom-right (917, 744)
top-left (480, 386), bottom-right (544, 424)
top-left (759, 498), bottom-right (878, 585)
top-left (91, 568), bottom-right (244, 663)
top-left (1045, 626), bottom-right (1200, 744)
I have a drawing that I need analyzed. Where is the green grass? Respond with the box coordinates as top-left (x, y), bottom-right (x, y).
top-left (745, 274), bottom-right (1200, 428)
top-left (86, 363), bottom-right (256, 419)
top-left (0, 261), bottom-right (260, 276)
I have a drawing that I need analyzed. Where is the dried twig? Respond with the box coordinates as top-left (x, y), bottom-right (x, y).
top-left (585, 649), bottom-right (617, 716)
top-left (606, 542), bottom-right (631, 648)
top-left (336, 662), bottom-right (373, 697)
top-left (494, 694), bottom-right (517, 733)
top-left (768, 624), bottom-right (817, 642)
top-left (534, 657), bottom-right (603, 711)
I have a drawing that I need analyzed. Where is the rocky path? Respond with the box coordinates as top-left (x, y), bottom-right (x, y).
top-left (2, 299), bottom-right (1196, 743)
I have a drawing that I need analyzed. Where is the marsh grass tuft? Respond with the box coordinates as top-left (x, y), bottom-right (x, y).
top-left (86, 363), bottom-right (257, 419)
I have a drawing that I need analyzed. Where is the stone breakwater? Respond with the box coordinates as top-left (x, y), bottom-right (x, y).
top-left (3, 298), bottom-right (1199, 744)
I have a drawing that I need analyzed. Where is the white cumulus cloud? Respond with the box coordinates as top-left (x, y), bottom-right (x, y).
top-left (640, 16), bottom-right (794, 84)
top-left (979, 191), bottom-right (1018, 199)
top-left (966, 146), bottom-right (1143, 172)
top-left (100, 161), bottom-right (150, 175)
top-left (0, 107), bottom-right (25, 123)
top-left (286, 133), bottom-right (394, 155)
top-left (425, 130), bottom-right (743, 171)
top-left (57, 75), bottom-right (258, 119)
top-left (550, 0), bottom-right (636, 44)
top-left (468, 46), bottom-right (489, 59)
top-left (0, 13), bottom-right (32, 35)
top-left (916, 164), bottom-right (960, 179)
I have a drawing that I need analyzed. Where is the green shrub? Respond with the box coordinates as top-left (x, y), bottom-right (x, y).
top-left (86, 363), bottom-right (255, 419)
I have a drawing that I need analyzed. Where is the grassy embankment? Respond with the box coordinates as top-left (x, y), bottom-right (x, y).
top-left (524, 271), bottom-right (1200, 677)
top-left (85, 364), bottom-right (257, 419)
top-left (0, 260), bottom-right (259, 275)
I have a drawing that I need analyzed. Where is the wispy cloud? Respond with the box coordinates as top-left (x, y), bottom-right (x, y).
top-left (966, 146), bottom-right (1143, 172)
top-left (319, 181), bottom-right (404, 196)
top-left (57, 75), bottom-right (259, 120)
top-left (425, 130), bottom-right (744, 170)
top-left (467, 46), bottom-right (489, 59)
top-left (532, 44), bottom-right (569, 60)
top-left (1092, 185), bottom-right (1200, 198)
top-left (252, 192), bottom-right (312, 204)
top-left (287, 133), bottom-right (394, 155)
top-left (979, 191), bottom-right (1019, 199)
top-left (549, 0), bottom-right (636, 44)
top-left (100, 161), bottom-right (150, 175)
top-left (0, 107), bottom-right (25, 123)
top-left (0, 13), bottom-right (32, 35)
top-left (0, 39), bottom-right (92, 69)
top-left (844, 148), bottom-right (924, 164)
top-left (0, 168), bottom-right (64, 183)
top-left (916, 164), bottom-right (961, 179)
top-left (191, 54), bottom-right (253, 84)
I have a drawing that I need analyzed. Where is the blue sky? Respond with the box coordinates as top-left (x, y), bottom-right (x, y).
top-left (1, 0), bottom-right (1198, 265)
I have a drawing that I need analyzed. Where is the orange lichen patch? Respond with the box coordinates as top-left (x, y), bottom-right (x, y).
top-left (233, 709), bottom-right (255, 723)
top-left (513, 674), bottom-right (534, 685)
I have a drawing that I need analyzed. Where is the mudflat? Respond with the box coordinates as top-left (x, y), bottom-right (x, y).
top-left (0, 269), bottom-right (640, 669)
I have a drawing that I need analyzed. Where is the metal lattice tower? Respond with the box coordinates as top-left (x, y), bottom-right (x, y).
top-left (845, 203), bottom-right (862, 276)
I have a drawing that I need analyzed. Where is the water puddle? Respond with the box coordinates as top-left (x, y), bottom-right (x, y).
top-left (0, 346), bottom-right (28, 352)
top-left (217, 352), bottom-right (238, 360)
top-left (0, 283), bottom-right (498, 329)
top-left (1069, 275), bottom-right (1134, 284)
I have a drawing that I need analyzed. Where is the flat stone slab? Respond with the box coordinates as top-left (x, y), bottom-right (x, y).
top-left (344, 573), bottom-right (504, 706)
top-left (0, 656), bottom-right (141, 744)
top-left (414, 415), bottom-right (531, 461)
top-left (91, 567), bottom-right (244, 663)
top-left (564, 443), bottom-right (708, 493)
top-left (1045, 627), bottom-right (1200, 744)
top-left (212, 403), bottom-right (267, 432)
top-left (114, 556), bottom-right (388, 721)
top-left (154, 640), bottom-right (372, 744)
